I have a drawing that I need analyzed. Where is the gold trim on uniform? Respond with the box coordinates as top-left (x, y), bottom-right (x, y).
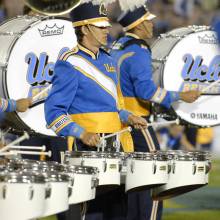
top-left (125, 32), bottom-right (140, 39)
top-left (70, 112), bottom-right (122, 133)
top-left (124, 97), bottom-right (150, 116)
top-left (78, 44), bottom-right (97, 59)
top-left (73, 17), bottom-right (109, 27)
top-left (123, 12), bottom-right (151, 31)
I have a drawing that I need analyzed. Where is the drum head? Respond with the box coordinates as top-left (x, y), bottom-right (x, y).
top-left (153, 27), bottom-right (220, 127)
top-left (3, 17), bottom-right (77, 135)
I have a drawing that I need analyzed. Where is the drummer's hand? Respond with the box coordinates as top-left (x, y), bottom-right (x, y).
top-left (80, 131), bottom-right (100, 147)
top-left (128, 115), bottom-right (147, 129)
top-left (16, 98), bottom-right (32, 112)
top-left (179, 90), bottom-right (201, 103)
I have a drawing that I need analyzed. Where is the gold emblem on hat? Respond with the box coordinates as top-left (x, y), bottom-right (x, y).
top-left (99, 3), bottom-right (107, 16)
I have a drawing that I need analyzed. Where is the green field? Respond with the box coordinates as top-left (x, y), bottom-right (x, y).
top-left (43, 160), bottom-right (220, 220)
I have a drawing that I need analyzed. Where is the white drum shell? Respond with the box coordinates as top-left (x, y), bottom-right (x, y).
top-left (125, 159), bottom-right (168, 192)
top-left (69, 157), bottom-right (121, 186)
top-left (42, 182), bottom-right (69, 217)
top-left (68, 173), bottom-right (96, 204)
top-left (152, 160), bottom-right (207, 200)
top-left (0, 183), bottom-right (45, 220)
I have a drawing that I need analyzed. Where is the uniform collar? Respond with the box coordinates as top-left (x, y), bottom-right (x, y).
top-left (78, 44), bottom-right (99, 60)
top-left (125, 32), bottom-right (140, 39)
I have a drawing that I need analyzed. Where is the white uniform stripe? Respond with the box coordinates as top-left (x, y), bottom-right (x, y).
top-left (67, 56), bottom-right (118, 101)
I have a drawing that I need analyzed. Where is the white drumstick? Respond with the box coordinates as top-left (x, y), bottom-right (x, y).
top-left (10, 150), bottom-right (52, 157)
top-left (147, 119), bottom-right (179, 128)
top-left (32, 84), bottom-right (52, 102)
top-left (0, 132), bottom-right (29, 153)
top-left (202, 79), bottom-right (220, 93)
top-left (100, 127), bottom-right (132, 140)
top-left (8, 145), bottom-right (46, 151)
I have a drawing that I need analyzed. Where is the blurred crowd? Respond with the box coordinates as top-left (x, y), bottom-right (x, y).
top-left (0, 0), bottom-right (219, 153)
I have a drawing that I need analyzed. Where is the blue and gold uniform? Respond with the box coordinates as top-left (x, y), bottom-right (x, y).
top-left (111, 33), bottom-right (180, 117)
top-left (45, 44), bottom-right (131, 143)
top-left (110, 6), bottom-right (169, 220)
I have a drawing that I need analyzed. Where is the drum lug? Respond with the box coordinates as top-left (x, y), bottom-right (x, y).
top-left (81, 159), bottom-right (85, 167)
top-left (119, 161), bottom-right (122, 172)
top-left (130, 161), bottom-right (135, 173)
top-left (172, 162), bottom-right (176, 174)
top-left (205, 161), bottom-right (211, 174)
top-left (192, 163), bottom-right (197, 175)
top-left (70, 177), bottom-right (74, 187)
top-left (152, 57), bottom-right (167, 63)
top-left (2, 185), bottom-right (7, 199)
top-left (0, 62), bottom-right (7, 68)
top-left (103, 161), bottom-right (107, 172)
top-left (167, 164), bottom-right (172, 174)
top-left (91, 177), bottom-right (99, 189)
top-left (28, 185), bottom-right (34, 200)
top-left (45, 184), bottom-right (52, 199)
top-left (152, 162), bottom-right (157, 174)
top-left (68, 186), bottom-right (72, 198)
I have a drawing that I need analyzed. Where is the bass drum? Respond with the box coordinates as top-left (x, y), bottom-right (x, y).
top-left (0, 16), bottom-right (77, 136)
top-left (152, 26), bottom-right (220, 127)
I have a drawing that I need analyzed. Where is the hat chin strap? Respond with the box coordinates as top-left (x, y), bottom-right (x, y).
top-left (88, 25), bottom-right (107, 46)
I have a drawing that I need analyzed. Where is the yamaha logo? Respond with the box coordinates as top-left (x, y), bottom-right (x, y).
top-left (198, 34), bottom-right (218, 44)
top-left (38, 24), bottom-right (64, 37)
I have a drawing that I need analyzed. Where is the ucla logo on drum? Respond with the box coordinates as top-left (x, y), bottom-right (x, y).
top-left (180, 53), bottom-right (220, 93)
top-left (26, 47), bottom-right (69, 105)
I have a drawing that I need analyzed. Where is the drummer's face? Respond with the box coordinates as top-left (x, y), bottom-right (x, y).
top-left (142, 20), bottom-right (154, 39)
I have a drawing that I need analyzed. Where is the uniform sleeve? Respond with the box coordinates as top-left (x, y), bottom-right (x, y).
top-left (123, 46), bottom-right (180, 108)
top-left (44, 60), bottom-right (84, 138)
top-left (0, 98), bottom-right (16, 112)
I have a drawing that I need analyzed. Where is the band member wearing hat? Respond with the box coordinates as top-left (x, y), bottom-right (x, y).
top-left (110, 6), bottom-right (200, 220)
top-left (45, 2), bottom-right (147, 219)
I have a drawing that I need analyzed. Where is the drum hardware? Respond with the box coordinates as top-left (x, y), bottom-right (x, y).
top-left (152, 161), bottom-right (157, 174)
top-left (192, 162), bottom-right (196, 175)
top-left (91, 177), bottom-right (99, 189)
top-left (152, 57), bottom-right (167, 63)
top-left (188, 25), bottom-right (210, 32)
top-left (160, 33), bottom-right (185, 39)
top-left (97, 126), bottom-right (132, 152)
top-left (0, 132), bottom-right (29, 153)
top-left (45, 184), bottom-right (52, 199)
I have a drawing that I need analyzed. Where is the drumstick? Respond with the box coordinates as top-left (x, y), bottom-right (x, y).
top-left (202, 79), bottom-right (220, 93)
top-left (32, 84), bottom-right (52, 103)
top-left (9, 150), bottom-right (52, 157)
top-left (100, 127), bottom-right (132, 140)
top-left (8, 145), bottom-right (46, 151)
top-left (146, 119), bottom-right (180, 128)
top-left (0, 132), bottom-right (29, 153)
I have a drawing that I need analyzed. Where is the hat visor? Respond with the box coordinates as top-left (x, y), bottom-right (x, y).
top-left (91, 20), bottom-right (112, 27)
top-left (145, 13), bottom-right (156, 21)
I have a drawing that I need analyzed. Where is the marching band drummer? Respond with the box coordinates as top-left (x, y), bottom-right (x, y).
top-left (110, 5), bottom-right (201, 220)
top-left (45, 2), bottom-right (147, 220)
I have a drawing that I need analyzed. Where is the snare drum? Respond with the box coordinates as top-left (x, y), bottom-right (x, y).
top-left (65, 151), bottom-right (122, 187)
top-left (65, 165), bottom-right (98, 204)
top-left (125, 152), bottom-right (168, 192)
top-left (152, 26), bottom-right (220, 127)
top-left (0, 16), bottom-right (77, 135)
top-left (152, 150), bottom-right (210, 200)
top-left (0, 171), bottom-right (46, 220)
top-left (41, 172), bottom-right (70, 217)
